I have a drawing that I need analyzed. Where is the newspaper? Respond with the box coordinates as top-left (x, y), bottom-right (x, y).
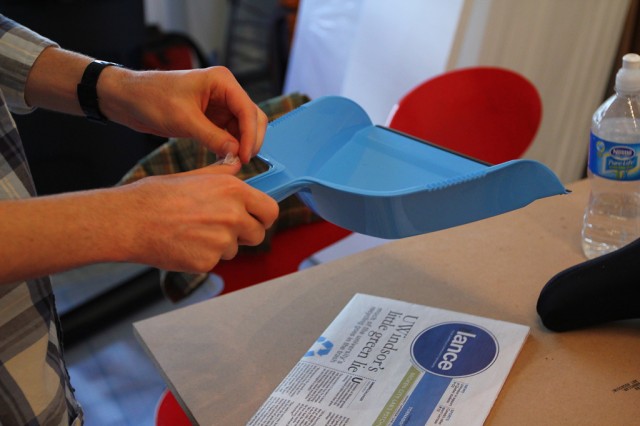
top-left (248, 294), bottom-right (529, 426)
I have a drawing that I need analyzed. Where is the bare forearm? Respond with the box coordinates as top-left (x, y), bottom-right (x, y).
top-left (23, 45), bottom-right (126, 118)
top-left (0, 188), bottom-right (133, 284)
top-left (23, 46), bottom-right (91, 115)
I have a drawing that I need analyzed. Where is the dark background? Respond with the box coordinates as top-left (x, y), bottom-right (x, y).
top-left (1, 0), bottom-right (165, 195)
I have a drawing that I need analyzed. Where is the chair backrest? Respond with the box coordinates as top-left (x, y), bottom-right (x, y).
top-left (386, 67), bottom-right (542, 165)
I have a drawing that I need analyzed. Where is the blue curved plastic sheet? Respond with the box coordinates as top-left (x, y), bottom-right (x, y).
top-left (246, 96), bottom-right (567, 239)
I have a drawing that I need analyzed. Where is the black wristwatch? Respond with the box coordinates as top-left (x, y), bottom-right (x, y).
top-left (76, 60), bottom-right (123, 124)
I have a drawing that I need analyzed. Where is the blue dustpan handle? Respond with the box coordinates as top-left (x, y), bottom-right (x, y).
top-left (245, 155), bottom-right (306, 202)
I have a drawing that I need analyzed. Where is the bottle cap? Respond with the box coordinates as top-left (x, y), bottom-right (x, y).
top-left (616, 53), bottom-right (640, 93)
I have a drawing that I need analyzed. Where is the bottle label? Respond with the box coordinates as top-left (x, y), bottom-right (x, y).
top-left (588, 132), bottom-right (640, 180)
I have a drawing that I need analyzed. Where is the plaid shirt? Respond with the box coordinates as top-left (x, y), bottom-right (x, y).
top-left (0, 15), bottom-right (82, 426)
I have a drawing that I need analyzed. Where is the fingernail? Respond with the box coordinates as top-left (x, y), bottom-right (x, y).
top-left (214, 153), bottom-right (238, 165)
top-left (222, 153), bottom-right (239, 165)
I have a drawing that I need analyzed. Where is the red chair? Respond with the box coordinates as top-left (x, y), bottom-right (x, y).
top-left (214, 220), bottom-right (351, 295)
top-left (155, 389), bottom-right (192, 426)
top-left (386, 66), bottom-right (542, 164)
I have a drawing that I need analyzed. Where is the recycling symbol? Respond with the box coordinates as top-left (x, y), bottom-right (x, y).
top-left (304, 336), bottom-right (334, 357)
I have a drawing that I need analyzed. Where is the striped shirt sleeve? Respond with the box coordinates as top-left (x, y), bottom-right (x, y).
top-left (0, 14), bottom-right (58, 114)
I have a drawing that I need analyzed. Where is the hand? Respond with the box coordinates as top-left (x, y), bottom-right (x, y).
top-left (118, 160), bottom-right (279, 272)
top-left (100, 66), bottom-right (268, 164)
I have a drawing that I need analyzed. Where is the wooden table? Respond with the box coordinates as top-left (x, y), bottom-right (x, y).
top-left (134, 179), bottom-right (640, 425)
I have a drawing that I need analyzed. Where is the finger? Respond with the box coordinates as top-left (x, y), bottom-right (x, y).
top-left (220, 239), bottom-right (240, 260)
top-left (237, 219), bottom-right (267, 247)
top-left (222, 87), bottom-right (259, 164)
top-left (190, 115), bottom-right (240, 158)
top-left (253, 108), bottom-right (268, 157)
top-left (178, 160), bottom-right (241, 177)
top-left (225, 119), bottom-right (241, 148)
top-left (245, 189), bottom-right (279, 229)
top-left (236, 106), bottom-right (257, 164)
top-left (231, 107), bottom-right (267, 160)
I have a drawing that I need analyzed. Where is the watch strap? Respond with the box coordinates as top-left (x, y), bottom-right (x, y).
top-left (76, 60), bottom-right (122, 123)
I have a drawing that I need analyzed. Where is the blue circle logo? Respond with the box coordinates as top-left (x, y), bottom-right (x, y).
top-left (410, 322), bottom-right (498, 378)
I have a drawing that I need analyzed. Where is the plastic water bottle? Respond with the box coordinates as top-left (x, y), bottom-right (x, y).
top-left (581, 53), bottom-right (640, 259)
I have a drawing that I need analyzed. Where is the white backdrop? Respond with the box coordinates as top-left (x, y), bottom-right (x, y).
top-left (284, 0), bottom-right (465, 125)
top-left (284, 0), bottom-right (631, 183)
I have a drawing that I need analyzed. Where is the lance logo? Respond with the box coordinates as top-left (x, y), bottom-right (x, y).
top-left (410, 322), bottom-right (498, 378)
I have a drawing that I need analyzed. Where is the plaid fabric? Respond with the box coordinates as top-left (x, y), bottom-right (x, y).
top-left (0, 15), bottom-right (83, 426)
top-left (118, 92), bottom-right (318, 301)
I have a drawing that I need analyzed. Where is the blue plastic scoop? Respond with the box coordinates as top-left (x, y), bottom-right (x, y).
top-left (246, 96), bottom-right (567, 239)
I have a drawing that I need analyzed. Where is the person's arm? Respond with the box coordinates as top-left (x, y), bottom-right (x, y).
top-left (1, 36), bottom-right (279, 285)
top-left (23, 46), bottom-right (90, 116)
top-left (24, 46), bottom-right (267, 163)
top-left (0, 161), bottom-right (279, 285)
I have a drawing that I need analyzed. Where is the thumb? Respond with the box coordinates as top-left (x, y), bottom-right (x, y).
top-left (180, 154), bottom-right (242, 177)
